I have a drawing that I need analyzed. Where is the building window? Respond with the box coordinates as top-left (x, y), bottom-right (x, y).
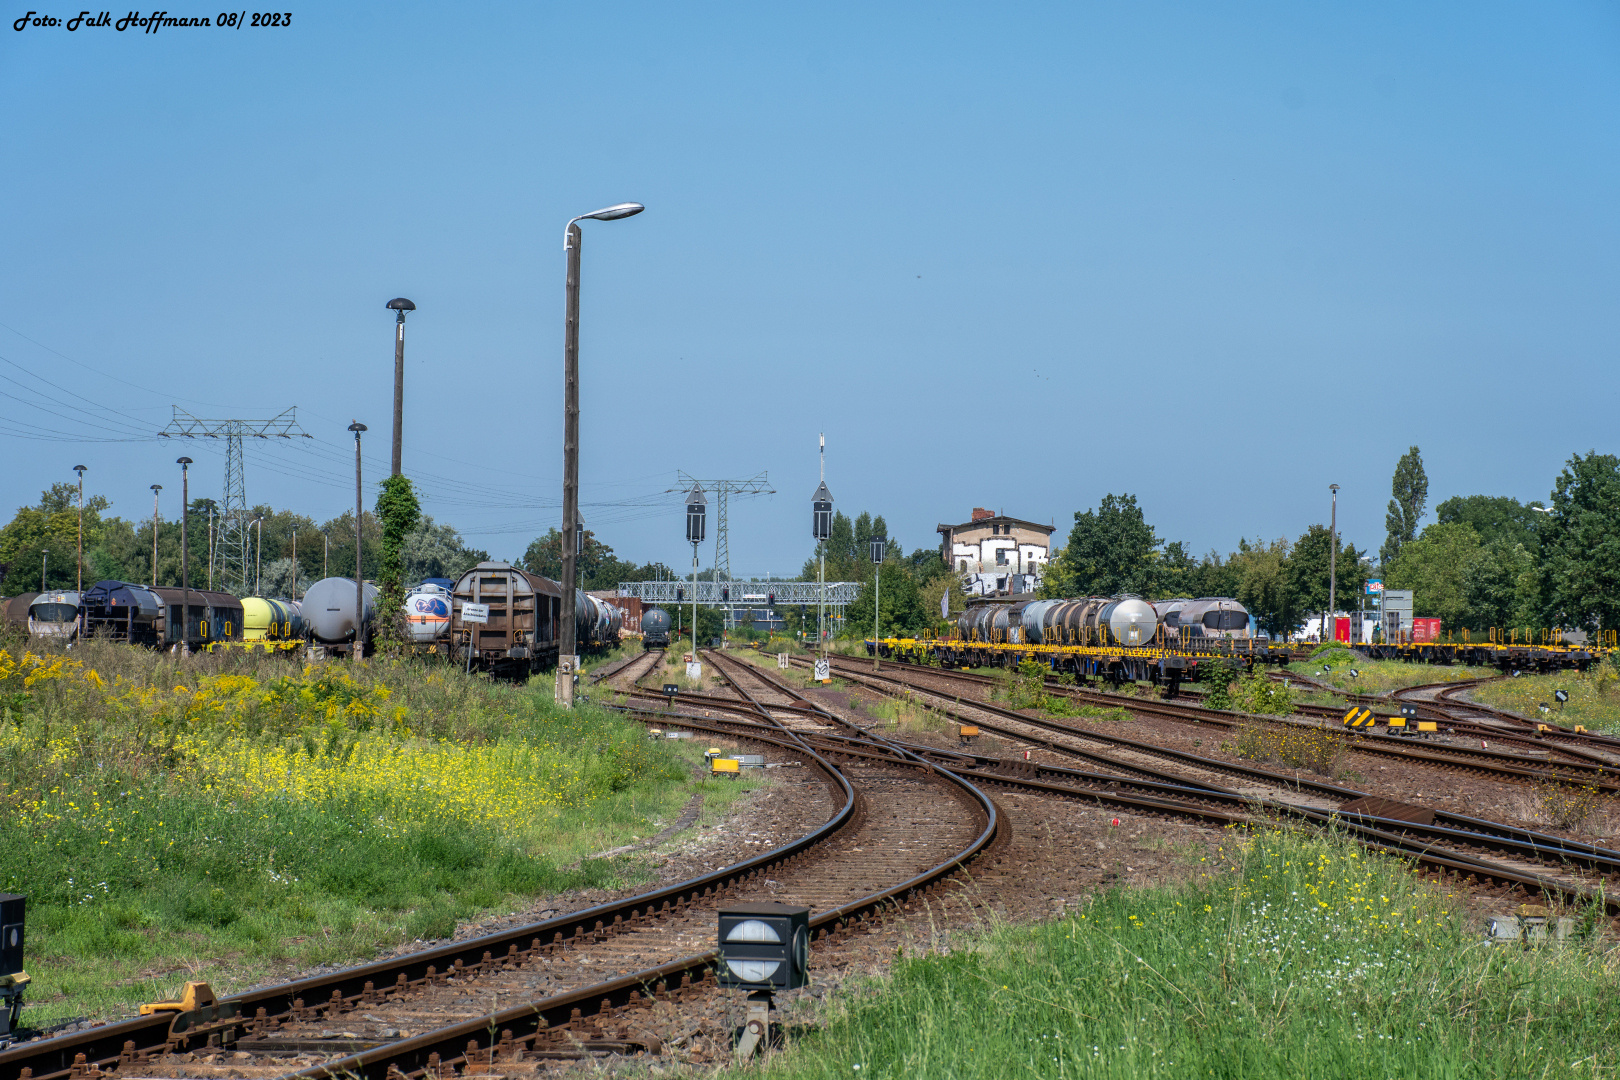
top-left (958, 560), bottom-right (967, 572)
top-left (995, 549), bottom-right (1008, 565)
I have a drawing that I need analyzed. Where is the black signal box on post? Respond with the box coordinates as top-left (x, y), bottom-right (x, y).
top-left (717, 902), bottom-right (810, 991)
top-left (0, 895), bottom-right (22, 977)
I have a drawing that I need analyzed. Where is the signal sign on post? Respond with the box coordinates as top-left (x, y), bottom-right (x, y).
top-left (814, 659), bottom-right (830, 682)
top-left (461, 603), bottom-right (490, 624)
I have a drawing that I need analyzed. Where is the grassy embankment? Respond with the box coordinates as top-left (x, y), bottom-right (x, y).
top-left (0, 636), bottom-right (757, 1025)
top-left (758, 827), bottom-right (1620, 1079)
top-left (1468, 663), bottom-right (1620, 736)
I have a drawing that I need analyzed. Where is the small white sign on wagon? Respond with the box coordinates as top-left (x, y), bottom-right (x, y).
top-left (461, 603), bottom-right (490, 624)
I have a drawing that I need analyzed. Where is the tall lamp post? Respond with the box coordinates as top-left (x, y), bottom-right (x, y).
top-left (556, 200), bottom-right (645, 708)
top-left (72, 464), bottom-right (86, 591)
top-left (386, 298), bottom-right (416, 477)
top-left (177, 457), bottom-right (193, 653)
top-left (349, 422), bottom-right (367, 659)
top-left (150, 484), bottom-right (162, 587)
top-left (40, 550), bottom-right (47, 592)
top-left (870, 534), bottom-right (886, 671)
top-left (1328, 483), bottom-right (1340, 644)
top-left (686, 485), bottom-right (706, 657)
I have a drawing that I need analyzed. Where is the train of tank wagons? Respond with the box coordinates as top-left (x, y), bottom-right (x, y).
top-left (0, 560), bottom-right (625, 678)
top-left (953, 595), bottom-right (1254, 647)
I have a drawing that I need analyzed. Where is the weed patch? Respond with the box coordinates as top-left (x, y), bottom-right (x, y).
top-left (762, 828), bottom-right (1616, 1079)
top-left (0, 638), bottom-right (714, 1024)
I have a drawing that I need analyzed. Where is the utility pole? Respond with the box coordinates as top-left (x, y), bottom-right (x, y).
top-left (291, 529), bottom-right (298, 601)
top-left (349, 422), bottom-right (367, 659)
top-left (40, 550), bottom-right (47, 592)
top-left (387, 298), bottom-right (415, 476)
top-left (150, 484), bottom-right (162, 587)
top-left (555, 201), bottom-right (645, 709)
top-left (178, 457), bottom-right (193, 653)
top-left (252, 517), bottom-right (264, 596)
top-left (207, 507), bottom-right (215, 590)
top-left (1328, 483), bottom-right (1340, 644)
top-left (73, 465), bottom-right (86, 592)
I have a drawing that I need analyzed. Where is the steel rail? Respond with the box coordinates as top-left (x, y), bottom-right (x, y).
top-left (830, 654), bottom-right (1620, 792)
top-left (0, 722), bottom-right (859, 1080)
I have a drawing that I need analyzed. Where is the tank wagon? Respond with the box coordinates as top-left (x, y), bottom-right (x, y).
top-left (403, 581), bottom-right (453, 652)
top-left (27, 591), bottom-right (80, 642)
top-left (79, 581), bottom-right (243, 650)
top-left (0, 594), bottom-right (38, 633)
top-left (451, 562), bottom-right (561, 677)
top-left (304, 577), bottom-right (380, 657)
top-left (241, 597), bottom-right (304, 647)
top-left (641, 606), bottom-right (672, 649)
top-left (1173, 598), bottom-right (1253, 641)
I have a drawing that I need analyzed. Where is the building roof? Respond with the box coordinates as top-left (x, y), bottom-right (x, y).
top-left (937, 513), bottom-right (1055, 536)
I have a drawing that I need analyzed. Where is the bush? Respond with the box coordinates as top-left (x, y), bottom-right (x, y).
top-left (1235, 722), bottom-right (1355, 776)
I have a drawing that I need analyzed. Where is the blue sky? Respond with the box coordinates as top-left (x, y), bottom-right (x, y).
top-left (3, 2), bottom-right (1618, 577)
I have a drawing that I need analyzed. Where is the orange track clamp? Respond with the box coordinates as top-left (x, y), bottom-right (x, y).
top-left (140, 981), bottom-right (216, 1016)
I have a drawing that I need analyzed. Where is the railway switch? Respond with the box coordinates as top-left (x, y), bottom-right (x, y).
top-left (0, 894), bottom-right (25, 1041)
top-left (718, 902), bottom-right (810, 1058)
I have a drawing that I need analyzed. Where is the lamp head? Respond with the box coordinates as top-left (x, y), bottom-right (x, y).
top-left (348, 421), bottom-right (368, 433)
top-left (386, 297), bottom-right (416, 312)
top-left (579, 202), bottom-right (644, 222)
top-left (177, 456), bottom-right (193, 467)
top-left (151, 484), bottom-right (161, 492)
top-left (73, 465), bottom-right (86, 476)
top-left (1330, 483), bottom-right (1340, 493)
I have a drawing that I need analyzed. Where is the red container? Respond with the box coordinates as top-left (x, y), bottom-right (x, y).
top-left (1333, 617), bottom-right (1351, 643)
top-left (1412, 617), bottom-right (1442, 642)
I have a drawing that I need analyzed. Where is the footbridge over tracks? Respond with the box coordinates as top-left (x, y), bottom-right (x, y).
top-left (615, 579), bottom-right (862, 631)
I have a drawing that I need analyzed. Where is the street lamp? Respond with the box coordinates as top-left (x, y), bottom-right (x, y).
top-left (348, 422), bottom-right (367, 659)
top-left (150, 484), bottom-right (162, 587)
top-left (870, 534), bottom-right (886, 670)
top-left (557, 201), bottom-right (645, 708)
top-left (1328, 483), bottom-right (1340, 644)
top-left (322, 529), bottom-right (329, 579)
top-left (72, 465), bottom-right (86, 592)
top-left (177, 457), bottom-right (193, 652)
top-left (40, 550), bottom-right (47, 592)
top-left (386, 297), bottom-right (416, 477)
top-left (251, 516), bottom-right (264, 597)
top-left (686, 484), bottom-right (706, 656)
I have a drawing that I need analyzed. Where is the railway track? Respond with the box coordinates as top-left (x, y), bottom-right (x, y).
top-left (3, 660), bottom-right (1004, 1080)
top-left (832, 655), bottom-right (1620, 791)
top-left (662, 653), bottom-right (1620, 920)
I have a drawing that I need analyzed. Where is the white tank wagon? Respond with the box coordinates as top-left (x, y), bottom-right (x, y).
top-left (403, 582), bottom-right (453, 650)
top-left (304, 577), bottom-right (380, 657)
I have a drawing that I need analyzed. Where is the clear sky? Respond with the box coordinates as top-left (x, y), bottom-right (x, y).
top-left (4, 2), bottom-right (1618, 578)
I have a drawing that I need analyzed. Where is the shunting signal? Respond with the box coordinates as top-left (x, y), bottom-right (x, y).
top-left (1342, 707), bottom-right (1374, 728)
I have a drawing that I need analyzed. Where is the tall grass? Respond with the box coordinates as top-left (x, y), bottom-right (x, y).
top-left (763, 827), bottom-right (1619, 1079)
top-left (0, 634), bottom-right (726, 1024)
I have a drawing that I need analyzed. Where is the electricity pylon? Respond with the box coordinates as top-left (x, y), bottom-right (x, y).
top-left (160, 407), bottom-right (310, 596)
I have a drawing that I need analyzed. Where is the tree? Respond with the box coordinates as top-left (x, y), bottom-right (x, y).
top-left (1231, 538), bottom-right (1297, 638)
top-left (319, 509), bottom-right (383, 584)
top-left (401, 517), bottom-right (488, 583)
top-left (846, 559), bottom-right (929, 638)
top-left (1541, 451), bottom-right (1620, 635)
top-left (1435, 494), bottom-right (1541, 554)
top-left (0, 485), bottom-right (116, 594)
top-left (1382, 445), bottom-right (1428, 566)
top-left (1465, 539), bottom-right (1537, 633)
top-left (374, 476), bottom-right (422, 650)
top-left (1041, 493), bottom-right (1160, 598)
top-left (521, 528), bottom-right (673, 590)
top-left (1288, 525), bottom-right (1367, 619)
top-left (1385, 521), bottom-right (1481, 631)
